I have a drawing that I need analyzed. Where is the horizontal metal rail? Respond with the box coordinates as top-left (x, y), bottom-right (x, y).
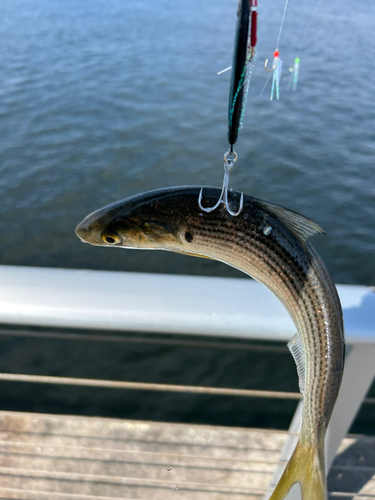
top-left (0, 265), bottom-right (374, 343)
top-left (1, 371), bottom-right (374, 405)
top-left (0, 327), bottom-right (288, 352)
top-left (0, 372), bottom-right (302, 399)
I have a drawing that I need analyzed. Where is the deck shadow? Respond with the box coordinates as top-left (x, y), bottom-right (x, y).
top-left (328, 435), bottom-right (375, 498)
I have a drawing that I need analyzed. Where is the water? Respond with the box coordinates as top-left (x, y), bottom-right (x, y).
top-left (1, 0), bottom-right (374, 285)
top-left (0, 0), bottom-right (374, 432)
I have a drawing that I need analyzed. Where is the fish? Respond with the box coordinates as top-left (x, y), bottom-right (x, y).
top-left (76, 186), bottom-right (345, 500)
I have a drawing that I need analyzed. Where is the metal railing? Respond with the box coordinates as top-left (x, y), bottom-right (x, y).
top-left (0, 264), bottom-right (374, 479)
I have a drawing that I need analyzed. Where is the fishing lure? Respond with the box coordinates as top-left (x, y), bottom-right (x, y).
top-left (201, 0), bottom-right (256, 216)
top-left (239, 0), bottom-right (258, 127)
top-left (265, 50), bottom-right (283, 100)
top-left (262, 0), bottom-right (289, 101)
top-left (217, 0), bottom-right (258, 139)
top-left (287, 57), bottom-right (300, 91)
top-left (227, 0), bottom-right (251, 148)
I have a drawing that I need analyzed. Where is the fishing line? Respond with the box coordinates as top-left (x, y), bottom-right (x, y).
top-left (286, 0), bottom-right (324, 91)
top-left (275, 0), bottom-right (290, 49)
top-left (299, 0), bottom-right (324, 48)
top-left (259, 72), bottom-right (271, 98)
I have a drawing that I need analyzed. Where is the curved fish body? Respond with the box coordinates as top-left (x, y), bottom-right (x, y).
top-left (76, 186), bottom-right (345, 500)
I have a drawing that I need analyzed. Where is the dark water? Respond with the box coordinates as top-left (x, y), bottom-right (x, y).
top-left (0, 324), bottom-right (374, 434)
top-left (1, 0), bottom-right (375, 432)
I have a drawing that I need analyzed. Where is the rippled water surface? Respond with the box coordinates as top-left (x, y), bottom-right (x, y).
top-left (1, 0), bottom-right (374, 284)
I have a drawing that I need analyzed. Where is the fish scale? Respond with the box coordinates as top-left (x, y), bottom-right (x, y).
top-left (76, 186), bottom-right (344, 499)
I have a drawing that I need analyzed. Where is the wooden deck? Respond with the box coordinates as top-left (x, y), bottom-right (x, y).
top-left (0, 411), bottom-right (373, 499)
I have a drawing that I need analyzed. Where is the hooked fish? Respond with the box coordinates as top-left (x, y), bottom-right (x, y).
top-left (76, 186), bottom-right (344, 500)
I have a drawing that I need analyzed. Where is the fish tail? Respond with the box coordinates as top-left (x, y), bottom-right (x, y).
top-left (269, 439), bottom-right (326, 500)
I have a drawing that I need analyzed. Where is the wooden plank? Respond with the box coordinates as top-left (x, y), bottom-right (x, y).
top-left (0, 411), bottom-right (373, 499)
top-left (0, 411), bottom-right (286, 499)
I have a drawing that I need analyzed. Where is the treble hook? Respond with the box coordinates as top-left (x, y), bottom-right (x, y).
top-left (198, 151), bottom-right (244, 217)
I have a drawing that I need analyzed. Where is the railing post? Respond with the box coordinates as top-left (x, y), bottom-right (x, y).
top-left (325, 343), bottom-right (375, 470)
top-left (264, 343), bottom-right (375, 500)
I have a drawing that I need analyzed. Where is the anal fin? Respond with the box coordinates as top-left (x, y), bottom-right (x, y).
top-left (287, 333), bottom-right (306, 394)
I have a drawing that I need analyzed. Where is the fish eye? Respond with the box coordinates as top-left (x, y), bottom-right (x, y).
top-left (101, 231), bottom-right (122, 245)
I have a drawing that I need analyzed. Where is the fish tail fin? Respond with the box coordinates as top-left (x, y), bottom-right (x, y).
top-left (269, 439), bottom-right (326, 500)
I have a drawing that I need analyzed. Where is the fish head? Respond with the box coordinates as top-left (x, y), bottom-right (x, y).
top-left (75, 186), bottom-right (220, 254)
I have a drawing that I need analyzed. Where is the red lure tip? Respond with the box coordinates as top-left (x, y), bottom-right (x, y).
top-left (273, 50), bottom-right (279, 58)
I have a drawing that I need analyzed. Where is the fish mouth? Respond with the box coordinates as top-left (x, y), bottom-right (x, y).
top-left (75, 225), bottom-right (90, 244)
top-left (75, 221), bottom-right (103, 246)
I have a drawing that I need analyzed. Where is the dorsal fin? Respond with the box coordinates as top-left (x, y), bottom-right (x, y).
top-left (258, 200), bottom-right (325, 242)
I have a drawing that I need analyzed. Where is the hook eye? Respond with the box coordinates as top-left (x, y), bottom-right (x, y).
top-left (224, 150), bottom-right (238, 164)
